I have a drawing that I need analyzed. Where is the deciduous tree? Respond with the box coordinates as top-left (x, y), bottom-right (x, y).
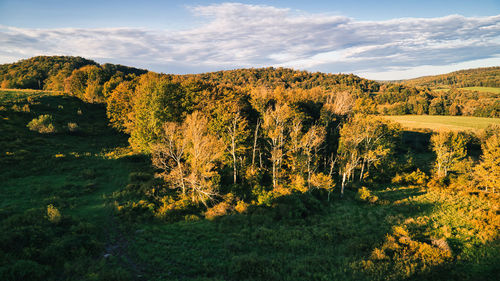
top-left (474, 133), bottom-right (500, 192)
top-left (262, 103), bottom-right (293, 188)
top-left (430, 131), bottom-right (467, 178)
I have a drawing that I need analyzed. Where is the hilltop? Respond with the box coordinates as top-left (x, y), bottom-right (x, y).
top-left (0, 56), bottom-right (147, 90)
top-left (396, 66), bottom-right (500, 88)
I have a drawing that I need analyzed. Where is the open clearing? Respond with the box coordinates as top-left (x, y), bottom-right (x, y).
top-left (381, 115), bottom-right (500, 132)
top-left (433, 87), bottom-right (500, 94)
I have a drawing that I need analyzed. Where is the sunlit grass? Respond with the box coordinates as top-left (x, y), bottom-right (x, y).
top-left (460, 87), bottom-right (500, 94)
top-left (432, 87), bottom-right (500, 94)
top-left (0, 89), bottom-right (61, 102)
top-left (381, 115), bottom-right (500, 132)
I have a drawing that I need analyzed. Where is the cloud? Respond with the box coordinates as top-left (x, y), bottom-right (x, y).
top-left (1, 3), bottom-right (499, 79)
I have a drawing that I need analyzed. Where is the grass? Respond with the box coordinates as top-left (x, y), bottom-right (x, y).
top-left (1, 89), bottom-right (498, 280)
top-left (0, 90), bottom-right (149, 279)
top-left (381, 115), bottom-right (500, 132)
top-left (432, 87), bottom-right (500, 94)
top-left (460, 87), bottom-right (500, 94)
top-left (0, 89), bottom-right (59, 103)
top-left (125, 186), bottom-right (499, 281)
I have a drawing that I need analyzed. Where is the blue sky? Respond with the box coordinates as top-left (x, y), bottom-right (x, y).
top-left (1, 0), bottom-right (499, 79)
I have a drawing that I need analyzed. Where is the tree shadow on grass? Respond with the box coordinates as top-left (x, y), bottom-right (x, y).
top-left (127, 187), bottom-right (437, 281)
top-left (376, 186), bottom-right (426, 202)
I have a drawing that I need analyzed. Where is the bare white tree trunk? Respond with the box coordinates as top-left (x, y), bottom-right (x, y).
top-left (251, 119), bottom-right (261, 168)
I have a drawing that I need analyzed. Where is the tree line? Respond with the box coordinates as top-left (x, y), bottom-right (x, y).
top-left (2, 56), bottom-right (498, 118)
top-left (1, 56), bottom-right (499, 213)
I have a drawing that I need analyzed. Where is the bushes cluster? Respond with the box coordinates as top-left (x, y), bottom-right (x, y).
top-left (392, 169), bottom-right (428, 186)
top-left (46, 204), bottom-right (61, 224)
top-left (27, 114), bottom-right (56, 133)
top-left (67, 122), bottom-right (79, 132)
top-left (362, 224), bottom-right (453, 280)
top-left (356, 187), bottom-right (378, 203)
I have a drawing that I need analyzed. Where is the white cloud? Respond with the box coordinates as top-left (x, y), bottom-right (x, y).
top-left (0, 3), bottom-right (499, 79)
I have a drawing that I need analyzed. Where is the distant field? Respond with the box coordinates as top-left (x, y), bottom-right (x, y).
top-left (433, 86), bottom-right (500, 94)
top-left (382, 115), bottom-right (500, 132)
top-left (460, 86), bottom-right (500, 94)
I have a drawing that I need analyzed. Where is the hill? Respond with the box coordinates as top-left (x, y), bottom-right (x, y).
top-left (397, 66), bottom-right (500, 88)
top-left (2, 57), bottom-right (500, 119)
top-left (0, 56), bottom-right (147, 91)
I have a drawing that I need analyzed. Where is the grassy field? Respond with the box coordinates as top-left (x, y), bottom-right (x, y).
top-left (433, 87), bottom-right (500, 94)
top-left (0, 89), bottom-right (60, 103)
top-left (0, 90), bottom-right (149, 279)
top-left (381, 115), bottom-right (500, 132)
top-left (460, 87), bottom-right (500, 94)
top-left (126, 187), bottom-right (499, 281)
top-left (1, 90), bottom-right (499, 280)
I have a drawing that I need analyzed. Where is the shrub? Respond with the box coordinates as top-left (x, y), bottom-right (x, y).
top-left (356, 187), bottom-right (378, 203)
top-left (67, 122), bottom-right (79, 132)
top-left (362, 224), bottom-right (453, 280)
top-left (290, 174), bottom-right (307, 193)
top-left (27, 96), bottom-right (36, 104)
top-left (11, 104), bottom-right (31, 112)
top-left (205, 201), bottom-right (232, 220)
top-left (392, 169), bottom-right (428, 186)
top-left (427, 176), bottom-right (447, 189)
top-left (27, 115), bottom-right (56, 133)
top-left (46, 204), bottom-right (61, 224)
top-left (184, 214), bottom-right (200, 221)
top-left (234, 200), bottom-right (249, 214)
top-left (154, 196), bottom-right (193, 221)
top-left (116, 200), bottom-right (155, 222)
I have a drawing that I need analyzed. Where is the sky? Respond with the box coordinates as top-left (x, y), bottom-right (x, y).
top-left (1, 0), bottom-right (499, 80)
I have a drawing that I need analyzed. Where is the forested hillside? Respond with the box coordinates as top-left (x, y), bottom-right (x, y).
top-left (0, 56), bottom-right (147, 91)
top-left (398, 67), bottom-right (500, 88)
top-left (2, 56), bottom-right (499, 117)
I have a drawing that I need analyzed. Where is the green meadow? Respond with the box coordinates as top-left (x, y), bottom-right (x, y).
top-left (381, 115), bottom-right (500, 132)
top-left (1, 89), bottom-right (498, 281)
top-left (433, 87), bottom-right (500, 94)
top-left (0, 90), bottom-right (149, 279)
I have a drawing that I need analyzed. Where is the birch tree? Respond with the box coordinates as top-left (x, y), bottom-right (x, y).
top-left (151, 122), bottom-right (187, 195)
top-left (301, 124), bottom-right (326, 187)
top-left (430, 131), bottom-right (467, 178)
top-left (262, 103), bottom-right (293, 188)
top-left (151, 111), bottom-right (224, 205)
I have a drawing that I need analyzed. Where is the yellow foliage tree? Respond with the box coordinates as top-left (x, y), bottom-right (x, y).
top-left (474, 134), bottom-right (500, 192)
